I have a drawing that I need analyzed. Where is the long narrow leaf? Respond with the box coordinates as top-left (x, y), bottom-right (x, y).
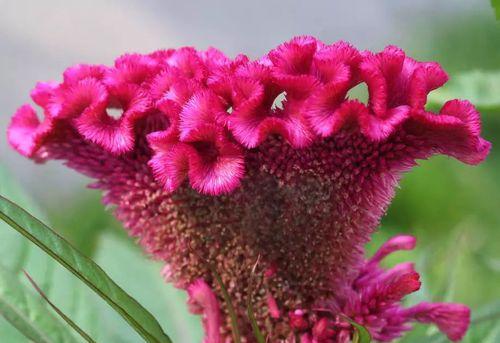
top-left (246, 256), bottom-right (265, 343)
top-left (210, 265), bottom-right (242, 343)
top-left (0, 195), bottom-right (171, 343)
top-left (0, 263), bottom-right (79, 343)
top-left (246, 301), bottom-right (265, 343)
top-left (94, 232), bottom-right (203, 342)
top-left (23, 270), bottom-right (96, 343)
top-left (0, 165), bottom-right (44, 273)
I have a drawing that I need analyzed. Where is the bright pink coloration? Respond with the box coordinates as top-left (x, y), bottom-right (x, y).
top-left (187, 279), bottom-right (222, 343)
top-left (368, 235), bottom-right (416, 265)
top-left (405, 302), bottom-right (470, 341)
top-left (8, 104), bottom-right (55, 157)
top-left (267, 292), bottom-right (281, 319)
top-left (281, 235), bottom-right (470, 342)
top-left (7, 36), bottom-right (489, 342)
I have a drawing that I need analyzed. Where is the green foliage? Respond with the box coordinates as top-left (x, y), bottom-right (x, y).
top-left (48, 192), bottom-right (117, 257)
top-left (211, 265), bottom-right (242, 343)
top-left (492, 0), bottom-right (500, 20)
top-left (0, 165), bottom-right (203, 342)
top-left (0, 194), bottom-right (172, 343)
top-left (92, 232), bottom-right (203, 343)
top-left (429, 70), bottom-right (500, 112)
top-left (247, 300), bottom-right (265, 343)
top-left (0, 166), bottom-right (63, 341)
top-left (407, 14), bottom-right (500, 73)
top-left (22, 270), bottom-right (95, 342)
top-left (340, 315), bottom-right (372, 343)
top-left (0, 263), bottom-right (79, 343)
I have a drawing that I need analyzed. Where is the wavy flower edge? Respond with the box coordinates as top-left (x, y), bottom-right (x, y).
top-left (7, 36), bottom-right (490, 342)
top-left (8, 36), bottom-right (490, 196)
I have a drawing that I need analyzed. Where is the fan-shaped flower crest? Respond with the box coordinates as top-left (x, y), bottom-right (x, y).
top-left (8, 36), bottom-right (489, 342)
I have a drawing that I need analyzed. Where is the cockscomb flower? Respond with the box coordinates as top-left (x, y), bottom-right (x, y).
top-left (325, 235), bottom-right (470, 342)
top-left (7, 36), bottom-right (489, 342)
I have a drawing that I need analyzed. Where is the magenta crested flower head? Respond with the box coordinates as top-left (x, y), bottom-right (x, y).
top-left (7, 36), bottom-right (489, 342)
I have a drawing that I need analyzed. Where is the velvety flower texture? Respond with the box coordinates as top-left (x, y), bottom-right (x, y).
top-left (8, 36), bottom-right (490, 342)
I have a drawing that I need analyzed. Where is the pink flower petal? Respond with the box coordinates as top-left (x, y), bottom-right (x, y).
top-left (303, 82), bottom-right (350, 137)
top-left (312, 318), bottom-right (335, 340)
top-left (30, 81), bottom-right (58, 107)
top-left (269, 36), bottom-right (319, 76)
top-left (179, 90), bottom-right (227, 141)
top-left (187, 279), bottom-right (222, 343)
top-left (49, 78), bottom-right (108, 119)
top-left (105, 53), bottom-right (160, 88)
top-left (269, 36), bottom-right (322, 97)
top-left (267, 292), bottom-right (281, 319)
top-left (147, 49), bottom-right (175, 64)
top-left (75, 85), bottom-right (150, 154)
top-left (407, 302), bottom-right (470, 342)
top-left (167, 47), bottom-right (208, 81)
top-left (148, 125), bottom-right (245, 195)
top-left (7, 104), bottom-right (54, 157)
top-left (384, 271), bottom-right (421, 301)
top-left (63, 64), bottom-right (107, 84)
top-left (148, 142), bottom-right (192, 193)
top-left (369, 235), bottom-right (417, 264)
top-left (149, 66), bottom-right (183, 102)
top-left (187, 129), bottom-right (245, 195)
top-left (405, 100), bottom-right (491, 165)
top-left (360, 46), bottom-right (405, 116)
top-left (409, 62), bottom-right (448, 109)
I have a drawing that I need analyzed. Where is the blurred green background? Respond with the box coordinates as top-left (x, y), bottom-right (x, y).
top-left (1, 2), bottom-right (499, 342)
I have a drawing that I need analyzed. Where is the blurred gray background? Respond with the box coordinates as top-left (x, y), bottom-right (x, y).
top-left (0, 0), bottom-right (493, 209)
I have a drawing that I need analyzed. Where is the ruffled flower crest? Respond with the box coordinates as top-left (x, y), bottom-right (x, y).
top-left (7, 36), bottom-right (490, 342)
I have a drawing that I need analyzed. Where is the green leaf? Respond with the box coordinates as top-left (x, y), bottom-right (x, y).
top-left (0, 166), bottom-right (77, 341)
top-left (246, 256), bottom-right (265, 343)
top-left (492, 0), bottom-right (500, 20)
top-left (23, 270), bottom-right (96, 343)
top-left (0, 164), bottom-right (193, 342)
top-left (247, 301), bottom-right (265, 343)
top-left (0, 262), bottom-right (79, 343)
top-left (428, 70), bottom-right (500, 112)
top-left (340, 315), bottom-right (372, 343)
top-left (93, 231), bottom-right (203, 343)
top-left (0, 195), bottom-right (172, 343)
top-left (0, 165), bottom-right (106, 341)
top-left (0, 166), bottom-right (47, 273)
top-left (211, 265), bottom-right (242, 343)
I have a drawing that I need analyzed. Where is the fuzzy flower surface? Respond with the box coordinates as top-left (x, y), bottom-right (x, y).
top-left (7, 36), bottom-right (490, 342)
